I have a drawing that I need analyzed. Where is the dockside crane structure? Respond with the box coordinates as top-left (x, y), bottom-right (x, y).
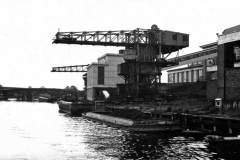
top-left (52, 25), bottom-right (189, 99)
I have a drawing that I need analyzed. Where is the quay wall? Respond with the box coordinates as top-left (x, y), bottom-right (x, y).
top-left (178, 114), bottom-right (240, 136)
top-left (160, 82), bottom-right (206, 98)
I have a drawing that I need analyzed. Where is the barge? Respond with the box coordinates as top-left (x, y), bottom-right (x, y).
top-left (82, 111), bottom-right (182, 133)
top-left (58, 100), bottom-right (93, 116)
top-left (205, 135), bottom-right (240, 154)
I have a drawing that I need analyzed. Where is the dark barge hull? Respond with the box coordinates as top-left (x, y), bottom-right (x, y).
top-left (204, 135), bottom-right (240, 158)
top-left (58, 100), bottom-right (93, 116)
top-left (82, 112), bottom-right (182, 133)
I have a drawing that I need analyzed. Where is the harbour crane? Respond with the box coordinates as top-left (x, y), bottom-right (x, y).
top-left (52, 25), bottom-right (189, 99)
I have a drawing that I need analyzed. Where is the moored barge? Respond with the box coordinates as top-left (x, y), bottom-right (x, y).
top-left (82, 111), bottom-right (181, 133)
top-left (58, 100), bottom-right (93, 116)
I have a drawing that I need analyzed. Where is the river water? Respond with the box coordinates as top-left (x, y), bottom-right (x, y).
top-left (0, 101), bottom-right (236, 160)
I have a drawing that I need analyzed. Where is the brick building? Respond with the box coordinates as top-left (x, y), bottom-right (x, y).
top-left (217, 25), bottom-right (240, 101)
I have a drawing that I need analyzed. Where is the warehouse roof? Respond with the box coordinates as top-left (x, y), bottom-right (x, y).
top-left (98, 53), bottom-right (123, 61)
top-left (222, 24), bottom-right (240, 35)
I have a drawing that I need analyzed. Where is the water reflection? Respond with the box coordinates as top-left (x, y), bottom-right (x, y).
top-left (0, 101), bottom-right (234, 160)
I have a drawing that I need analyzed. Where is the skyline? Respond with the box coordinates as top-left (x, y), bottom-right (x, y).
top-left (1, 0), bottom-right (239, 90)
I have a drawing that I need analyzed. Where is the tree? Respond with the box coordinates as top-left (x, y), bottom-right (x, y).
top-left (65, 86), bottom-right (70, 90)
top-left (65, 85), bottom-right (78, 91)
top-left (70, 85), bottom-right (78, 91)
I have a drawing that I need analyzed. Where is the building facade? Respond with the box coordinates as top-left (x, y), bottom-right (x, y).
top-left (167, 42), bottom-right (217, 83)
top-left (167, 24), bottom-right (240, 102)
top-left (168, 65), bottom-right (204, 83)
top-left (86, 53), bottom-right (125, 101)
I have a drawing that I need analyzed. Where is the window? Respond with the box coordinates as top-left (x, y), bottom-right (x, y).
top-left (183, 72), bottom-right (187, 82)
top-left (176, 72), bottom-right (179, 83)
top-left (178, 72), bottom-right (182, 83)
top-left (98, 66), bottom-right (104, 85)
top-left (172, 34), bottom-right (177, 40)
top-left (181, 72), bottom-right (184, 83)
top-left (173, 73), bottom-right (176, 83)
top-left (168, 73), bottom-right (174, 83)
top-left (191, 70), bottom-right (194, 82)
top-left (199, 69), bottom-right (203, 81)
top-left (207, 58), bottom-right (215, 66)
top-left (186, 71), bottom-right (189, 82)
top-left (182, 35), bottom-right (188, 42)
top-left (234, 47), bottom-right (240, 62)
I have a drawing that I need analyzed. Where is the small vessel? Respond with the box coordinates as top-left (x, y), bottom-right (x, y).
top-left (38, 96), bottom-right (50, 102)
top-left (0, 93), bottom-right (5, 101)
top-left (205, 135), bottom-right (240, 153)
top-left (182, 129), bottom-right (210, 139)
top-left (8, 98), bottom-right (17, 101)
top-left (82, 111), bottom-right (181, 133)
top-left (38, 93), bottom-right (56, 103)
top-left (58, 100), bottom-right (93, 116)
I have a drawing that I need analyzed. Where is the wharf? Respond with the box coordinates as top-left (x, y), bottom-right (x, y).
top-left (104, 103), bottom-right (240, 136)
top-left (176, 113), bottom-right (240, 136)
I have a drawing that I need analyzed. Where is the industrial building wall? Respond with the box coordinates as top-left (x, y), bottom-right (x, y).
top-left (87, 63), bottom-right (123, 88)
top-left (160, 82), bottom-right (207, 99)
top-left (105, 55), bottom-right (124, 65)
top-left (104, 56), bottom-right (125, 87)
top-left (217, 39), bottom-right (240, 100)
top-left (87, 88), bottom-right (94, 101)
top-left (206, 80), bottom-right (218, 100)
top-left (86, 54), bottom-right (125, 101)
top-left (87, 64), bottom-right (98, 88)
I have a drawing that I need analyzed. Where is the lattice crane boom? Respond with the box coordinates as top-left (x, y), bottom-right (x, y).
top-left (53, 25), bottom-right (189, 54)
top-left (53, 29), bottom-right (152, 47)
top-left (51, 65), bottom-right (89, 72)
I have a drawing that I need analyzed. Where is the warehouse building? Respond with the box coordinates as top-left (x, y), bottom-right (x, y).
top-left (167, 42), bottom-right (217, 83)
top-left (166, 24), bottom-right (240, 102)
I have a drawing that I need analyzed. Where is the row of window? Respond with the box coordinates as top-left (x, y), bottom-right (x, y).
top-left (168, 69), bottom-right (204, 83)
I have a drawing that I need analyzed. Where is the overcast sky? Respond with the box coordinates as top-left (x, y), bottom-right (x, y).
top-left (0, 0), bottom-right (239, 90)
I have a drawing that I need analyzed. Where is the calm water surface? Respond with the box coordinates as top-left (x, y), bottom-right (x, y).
top-left (0, 101), bottom-right (235, 160)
